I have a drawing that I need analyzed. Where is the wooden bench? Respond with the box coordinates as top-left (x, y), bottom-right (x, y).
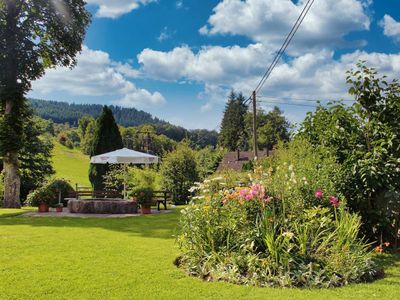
top-left (151, 190), bottom-right (171, 211)
top-left (64, 186), bottom-right (170, 211)
top-left (63, 186), bottom-right (122, 206)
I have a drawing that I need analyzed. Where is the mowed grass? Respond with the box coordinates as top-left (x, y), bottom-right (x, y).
top-left (0, 208), bottom-right (399, 300)
top-left (52, 142), bottom-right (90, 187)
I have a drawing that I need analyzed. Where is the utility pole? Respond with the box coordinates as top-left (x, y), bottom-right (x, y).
top-left (252, 91), bottom-right (258, 159)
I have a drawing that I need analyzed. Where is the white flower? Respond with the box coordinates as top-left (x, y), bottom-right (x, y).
top-left (282, 231), bottom-right (294, 239)
top-left (288, 164), bottom-right (294, 171)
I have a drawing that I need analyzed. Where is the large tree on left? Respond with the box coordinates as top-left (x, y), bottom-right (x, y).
top-left (0, 0), bottom-right (90, 207)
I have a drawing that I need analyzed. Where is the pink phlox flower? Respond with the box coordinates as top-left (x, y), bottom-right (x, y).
top-left (329, 196), bottom-right (339, 208)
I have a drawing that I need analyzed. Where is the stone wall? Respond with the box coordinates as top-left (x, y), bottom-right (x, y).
top-left (68, 199), bottom-right (138, 214)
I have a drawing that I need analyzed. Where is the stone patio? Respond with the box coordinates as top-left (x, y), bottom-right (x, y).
top-left (21, 208), bottom-right (171, 218)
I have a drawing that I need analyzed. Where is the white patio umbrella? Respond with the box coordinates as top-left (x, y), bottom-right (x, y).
top-left (90, 148), bottom-right (159, 199)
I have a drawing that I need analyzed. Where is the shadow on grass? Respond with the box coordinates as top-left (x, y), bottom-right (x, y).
top-left (0, 208), bottom-right (181, 240)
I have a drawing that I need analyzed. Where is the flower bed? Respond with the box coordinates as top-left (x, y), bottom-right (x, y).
top-left (176, 140), bottom-right (382, 288)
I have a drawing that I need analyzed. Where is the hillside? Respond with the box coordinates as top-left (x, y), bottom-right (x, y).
top-left (52, 141), bottom-right (90, 187)
top-left (29, 98), bottom-right (219, 147)
top-left (29, 98), bottom-right (166, 127)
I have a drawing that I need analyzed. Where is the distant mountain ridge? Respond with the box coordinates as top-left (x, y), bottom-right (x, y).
top-left (29, 98), bottom-right (166, 127)
top-left (28, 98), bottom-right (219, 147)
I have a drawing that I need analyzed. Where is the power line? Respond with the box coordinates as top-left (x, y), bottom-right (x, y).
top-left (243, 0), bottom-right (315, 106)
top-left (257, 100), bottom-right (318, 108)
top-left (256, 95), bottom-right (355, 103)
top-left (253, 0), bottom-right (315, 96)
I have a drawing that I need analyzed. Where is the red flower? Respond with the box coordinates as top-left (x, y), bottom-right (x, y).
top-left (384, 242), bottom-right (390, 247)
top-left (329, 196), bottom-right (339, 208)
top-left (315, 189), bottom-right (323, 199)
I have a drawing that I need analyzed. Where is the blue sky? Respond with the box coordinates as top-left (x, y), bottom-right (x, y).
top-left (30, 0), bottom-right (400, 130)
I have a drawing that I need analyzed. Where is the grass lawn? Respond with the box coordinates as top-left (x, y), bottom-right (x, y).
top-left (0, 208), bottom-right (399, 299)
top-left (52, 142), bottom-right (91, 187)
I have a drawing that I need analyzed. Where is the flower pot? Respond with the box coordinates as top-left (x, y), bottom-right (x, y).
top-left (141, 206), bottom-right (152, 214)
top-left (38, 203), bottom-right (49, 213)
top-left (56, 206), bottom-right (63, 213)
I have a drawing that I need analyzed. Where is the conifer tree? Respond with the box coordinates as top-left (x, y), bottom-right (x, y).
top-left (89, 106), bottom-right (123, 190)
top-left (219, 91), bottom-right (248, 151)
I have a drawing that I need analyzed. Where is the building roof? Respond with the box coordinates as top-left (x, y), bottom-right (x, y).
top-left (216, 149), bottom-right (273, 172)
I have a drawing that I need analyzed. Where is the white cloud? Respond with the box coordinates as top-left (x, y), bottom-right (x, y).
top-left (138, 43), bottom-right (271, 83)
top-left (86, 0), bottom-right (155, 18)
top-left (137, 43), bottom-right (400, 109)
top-left (380, 14), bottom-right (400, 43)
top-left (157, 27), bottom-right (174, 42)
top-left (32, 46), bottom-right (165, 107)
top-left (200, 0), bottom-right (370, 54)
top-left (176, 0), bottom-right (183, 9)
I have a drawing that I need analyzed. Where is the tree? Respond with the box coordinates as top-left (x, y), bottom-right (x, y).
top-left (219, 91), bottom-right (248, 152)
top-left (78, 116), bottom-right (96, 154)
top-left (299, 63), bottom-right (400, 246)
top-left (0, 0), bottom-right (90, 207)
top-left (161, 143), bottom-right (198, 204)
top-left (247, 107), bottom-right (290, 150)
top-left (89, 106), bottom-right (123, 190)
top-left (19, 114), bottom-right (54, 202)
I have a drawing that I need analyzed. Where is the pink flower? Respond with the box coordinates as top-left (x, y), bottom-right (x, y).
top-left (239, 189), bottom-right (248, 197)
top-left (329, 196), bottom-right (339, 208)
top-left (315, 189), bottom-right (323, 199)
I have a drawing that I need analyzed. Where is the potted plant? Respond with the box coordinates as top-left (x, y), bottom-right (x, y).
top-left (38, 202), bottom-right (49, 213)
top-left (133, 187), bottom-right (153, 214)
top-left (55, 203), bottom-right (63, 213)
top-left (26, 179), bottom-right (74, 213)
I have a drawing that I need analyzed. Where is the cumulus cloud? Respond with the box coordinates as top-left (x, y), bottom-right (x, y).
top-left (138, 43), bottom-right (271, 83)
top-left (32, 46), bottom-right (165, 107)
top-left (200, 0), bottom-right (370, 54)
top-left (86, 0), bottom-right (155, 18)
top-left (137, 43), bottom-right (400, 109)
top-left (380, 14), bottom-right (400, 43)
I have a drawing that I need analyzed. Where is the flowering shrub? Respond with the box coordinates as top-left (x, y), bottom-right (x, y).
top-left (26, 178), bottom-right (73, 207)
top-left (176, 140), bottom-right (381, 288)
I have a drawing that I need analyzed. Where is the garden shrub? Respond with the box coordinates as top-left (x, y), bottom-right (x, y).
top-left (131, 186), bottom-right (153, 206)
top-left (177, 140), bottom-right (381, 288)
top-left (27, 178), bottom-right (73, 207)
top-left (104, 165), bottom-right (161, 193)
top-left (298, 64), bottom-right (400, 247)
top-left (161, 143), bottom-right (198, 204)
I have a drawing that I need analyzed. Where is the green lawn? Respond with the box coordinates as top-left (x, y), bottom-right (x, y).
top-left (52, 142), bottom-right (90, 187)
top-left (0, 208), bottom-right (399, 300)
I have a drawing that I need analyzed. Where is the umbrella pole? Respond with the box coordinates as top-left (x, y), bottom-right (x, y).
top-left (123, 163), bottom-right (128, 200)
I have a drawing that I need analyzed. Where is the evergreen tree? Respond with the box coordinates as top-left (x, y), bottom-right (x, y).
top-left (219, 91), bottom-right (248, 151)
top-left (0, 0), bottom-right (90, 207)
top-left (19, 114), bottom-right (55, 202)
top-left (89, 106), bottom-right (123, 190)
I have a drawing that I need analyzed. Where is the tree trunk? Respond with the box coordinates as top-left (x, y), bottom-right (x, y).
top-left (2, 0), bottom-right (21, 208)
top-left (3, 151), bottom-right (21, 208)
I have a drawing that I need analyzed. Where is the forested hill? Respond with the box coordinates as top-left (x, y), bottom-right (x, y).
top-left (28, 98), bottom-right (219, 147)
top-left (29, 98), bottom-right (166, 127)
